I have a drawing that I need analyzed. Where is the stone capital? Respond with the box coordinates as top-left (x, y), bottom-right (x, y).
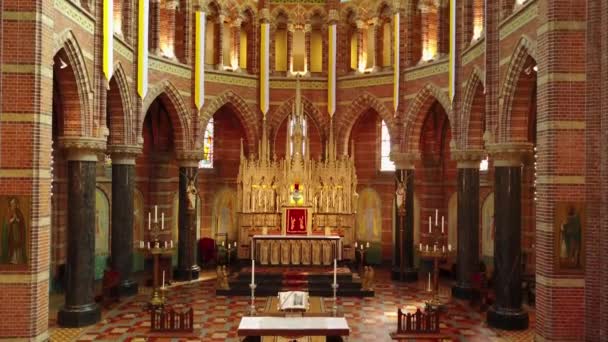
top-left (109, 145), bottom-right (143, 165)
top-left (356, 20), bottom-right (367, 30)
top-left (164, 0), bottom-right (179, 10)
top-left (259, 8), bottom-right (271, 23)
top-left (487, 143), bottom-right (533, 167)
top-left (231, 18), bottom-right (243, 27)
top-left (176, 150), bottom-right (205, 167)
top-left (327, 9), bottom-right (339, 24)
top-left (58, 137), bottom-right (106, 161)
top-left (390, 151), bottom-right (419, 170)
top-left (451, 149), bottom-right (486, 168)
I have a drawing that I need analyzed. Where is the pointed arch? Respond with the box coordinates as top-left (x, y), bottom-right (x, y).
top-left (107, 62), bottom-right (135, 145)
top-left (337, 92), bottom-right (396, 154)
top-left (498, 36), bottom-right (537, 142)
top-left (403, 83), bottom-right (452, 152)
top-left (142, 80), bottom-right (191, 151)
top-left (268, 96), bottom-right (328, 141)
top-left (53, 29), bottom-right (94, 136)
top-left (461, 67), bottom-right (486, 148)
top-left (197, 90), bottom-right (259, 152)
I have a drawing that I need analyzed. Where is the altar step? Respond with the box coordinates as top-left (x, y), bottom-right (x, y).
top-left (216, 269), bottom-right (374, 297)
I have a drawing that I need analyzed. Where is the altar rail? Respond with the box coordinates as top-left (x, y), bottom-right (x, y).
top-left (390, 308), bottom-right (449, 341)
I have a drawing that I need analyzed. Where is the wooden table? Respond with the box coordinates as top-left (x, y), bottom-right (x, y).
top-left (237, 316), bottom-right (349, 341)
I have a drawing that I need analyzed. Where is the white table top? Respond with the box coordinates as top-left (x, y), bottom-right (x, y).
top-left (253, 235), bottom-right (341, 240)
top-left (237, 316), bottom-right (349, 336)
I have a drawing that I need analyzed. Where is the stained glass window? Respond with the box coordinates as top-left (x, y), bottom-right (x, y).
top-left (198, 118), bottom-right (214, 168)
top-left (381, 120), bottom-right (395, 171)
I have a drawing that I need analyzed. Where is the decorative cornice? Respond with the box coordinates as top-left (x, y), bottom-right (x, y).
top-left (499, 0), bottom-right (537, 40)
top-left (206, 71), bottom-right (258, 87)
top-left (149, 56), bottom-right (192, 78)
top-left (337, 73), bottom-right (393, 88)
top-left (114, 36), bottom-right (134, 61)
top-left (58, 137), bottom-right (107, 161)
top-left (451, 149), bottom-right (486, 168)
top-left (461, 38), bottom-right (485, 66)
top-left (403, 60), bottom-right (449, 81)
top-left (109, 145), bottom-right (143, 165)
top-left (487, 143), bottom-right (533, 167)
top-left (270, 78), bottom-right (327, 89)
top-left (390, 152), bottom-right (420, 170)
top-left (54, 0), bottom-right (94, 34)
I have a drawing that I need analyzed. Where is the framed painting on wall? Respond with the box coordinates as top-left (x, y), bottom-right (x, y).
top-left (554, 202), bottom-right (585, 273)
top-left (0, 196), bottom-right (30, 267)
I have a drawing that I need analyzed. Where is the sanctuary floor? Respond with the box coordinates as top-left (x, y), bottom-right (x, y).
top-left (48, 268), bottom-right (535, 341)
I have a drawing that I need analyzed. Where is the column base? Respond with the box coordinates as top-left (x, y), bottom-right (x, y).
top-left (58, 303), bottom-right (101, 327)
top-left (390, 267), bottom-right (419, 282)
top-left (118, 280), bottom-right (139, 297)
top-left (174, 265), bottom-right (200, 281)
top-left (451, 284), bottom-right (474, 299)
top-left (487, 306), bottom-right (529, 330)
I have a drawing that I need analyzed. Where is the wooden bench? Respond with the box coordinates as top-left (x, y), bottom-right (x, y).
top-left (390, 308), bottom-right (450, 341)
top-left (150, 306), bottom-right (194, 333)
top-left (238, 316), bottom-right (349, 342)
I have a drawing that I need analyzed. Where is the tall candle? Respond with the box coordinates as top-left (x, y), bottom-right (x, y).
top-left (441, 216), bottom-right (444, 233)
top-left (161, 212), bottom-right (164, 230)
top-left (170, 240), bottom-right (173, 248)
top-left (428, 273), bottom-right (431, 290)
top-left (148, 212), bottom-right (151, 230)
top-left (428, 217), bottom-right (432, 233)
top-left (419, 243), bottom-right (422, 251)
top-left (147, 241), bottom-right (150, 249)
top-left (333, 259), bottom-right (337, 285)
top-left (442, 245), bottom-right (445, 253)
top-left (366, 242), bottom-right (370, 248)
top-left (251, 259), bottom-right (255, 284)
top-left (435, 209), bottom-right (438, 226)
top-left (448, 244), bottom-right (452, 251)
top-left (155, 205), bottom-right (158, 223)
top-left (162, 270), bottom-right (165, 289)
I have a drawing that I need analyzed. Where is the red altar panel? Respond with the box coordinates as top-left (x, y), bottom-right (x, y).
top-left (286, 208), bottom-right (307, 235)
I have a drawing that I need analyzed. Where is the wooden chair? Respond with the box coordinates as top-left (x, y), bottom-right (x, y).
top-left (390, 308), bottom-right (450, 341)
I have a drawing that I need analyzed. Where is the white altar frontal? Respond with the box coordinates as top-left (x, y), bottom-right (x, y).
top-left (236, 78), bottom-right (358, 262)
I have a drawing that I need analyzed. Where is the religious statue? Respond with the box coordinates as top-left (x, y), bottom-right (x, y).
top-left (182, 171), bottom-right (198, 211)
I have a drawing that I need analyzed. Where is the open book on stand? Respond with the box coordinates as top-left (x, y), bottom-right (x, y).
top-left (278, 291), bottom-right (309, 311)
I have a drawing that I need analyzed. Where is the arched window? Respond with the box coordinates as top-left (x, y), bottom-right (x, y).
top-left (199, 119), bottom-right (214, 168)
top-left (380, 120), bottom-right (395, 171)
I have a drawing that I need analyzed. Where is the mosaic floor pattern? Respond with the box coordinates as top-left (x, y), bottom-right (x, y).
top-left (49, 269), bottom-right (535, 342)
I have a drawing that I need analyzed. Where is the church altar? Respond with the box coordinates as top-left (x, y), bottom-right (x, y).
top-left (251, 235), bottom-right (342, 265)
top-left (236, 78), bottom-right (358, 262)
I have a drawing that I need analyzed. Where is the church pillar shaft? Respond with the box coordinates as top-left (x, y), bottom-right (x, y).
top-left (110, 149), bottom-right (140, 296)
top-left (391, 153), bottom-right (418, 282)
top-left (487, 165), bottom-right (529, 329)
top-left (452, 166), bottom-right (480, 298)
top-left (58, 143), bottom-right (103, 327)
top-left (174, 162), bottom-right (200, 281)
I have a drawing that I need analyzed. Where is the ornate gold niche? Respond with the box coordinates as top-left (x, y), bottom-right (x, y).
top-left (236, 78), bottom-right (358, 260)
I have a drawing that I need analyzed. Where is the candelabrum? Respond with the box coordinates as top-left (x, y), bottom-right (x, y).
top-left (249, 283), bottom-right (257, 316)
top-left (331, 283), bottom-right (339, 317)
top-left (219, 241), bottom-right (238, 266)
top-left (137, 205), bottom-right (175, 308)
top-left (354, 241), bottom-right (370, 271)
top-left (418, 210), bottom-right (455, 307)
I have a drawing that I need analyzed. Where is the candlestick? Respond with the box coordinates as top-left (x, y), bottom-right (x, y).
top-left (435, 209), bottom-right (438, 226)
top-left (148, 212), bottom-right (151, 230)
top-left (162, 270), bottom-right (166, 289)
top-left (155, 205), bottom-right (158, 223)
top-left (333, 259), bottom-right (337, 285)
top-left (251, 259), bottom-right (255, 284)
top-left (427, 272), bottom-right (432, 291)
top-left (161, 212), bottom-right (164, 230)
top-left (441, 216), bottom-right (444, 233)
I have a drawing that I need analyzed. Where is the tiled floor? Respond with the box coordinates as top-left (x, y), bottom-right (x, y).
top-left (49, 269), bottom-right (535, 341)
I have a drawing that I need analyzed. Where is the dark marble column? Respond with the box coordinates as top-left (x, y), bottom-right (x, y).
top-left (391, 153), bottom-right (418, 281)
top-left (58, 143), bottom-right (102, 327)
top-left (487, 147), bottom-right (529, 330)
top-left (110, 148), bottom-right (141, 296)
top-left (174, 164), bottom-right (200, 281)
top-left (452, 154), bottom-right (481, 299)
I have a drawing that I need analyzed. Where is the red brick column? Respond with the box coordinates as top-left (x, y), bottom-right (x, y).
top-left (150, 0), bottom-right (161, 54)
top-left (0, 0), bottom-right (54, 339)
top-left (585, 0), bottom-right (608, 339)
top-left (216, 15), bottom-right (225, 69)
top-left (535, 0), bottom-right (587, 340)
